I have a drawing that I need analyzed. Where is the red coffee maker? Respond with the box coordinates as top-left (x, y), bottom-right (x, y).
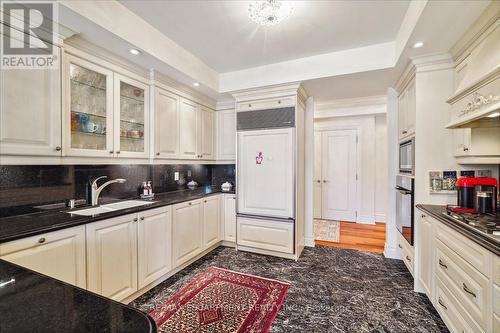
top-left (455, 177), bottom-right (498, 214)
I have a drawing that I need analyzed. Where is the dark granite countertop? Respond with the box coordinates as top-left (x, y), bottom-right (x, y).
top-left (0, 186), bottom-right (235, 243)
top-left (416, 204), bottom-right (500, 256)
top-left (0, 259), bottom-right (156, 333)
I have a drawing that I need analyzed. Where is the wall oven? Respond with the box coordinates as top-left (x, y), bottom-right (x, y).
top-left (395, 175), bottom-right (414, 245)
top-left (399, 138), bottom-right (415, 175)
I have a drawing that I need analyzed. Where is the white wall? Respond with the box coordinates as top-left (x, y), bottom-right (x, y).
top-left (314, 105), bottom-right (388, 224)
top-left (375, 115), bottom-right (388, 222)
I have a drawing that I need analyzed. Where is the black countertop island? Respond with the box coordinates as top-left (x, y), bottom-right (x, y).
top-left (0, 259), bottom-right (156, 333)
top-left (416, 204), bottom-right (499, 256)
top-left (0, 186), bottom-right (235, 243)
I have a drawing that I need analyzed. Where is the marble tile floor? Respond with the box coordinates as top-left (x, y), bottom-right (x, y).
top-left (130, 246), bottom-right (448, 333)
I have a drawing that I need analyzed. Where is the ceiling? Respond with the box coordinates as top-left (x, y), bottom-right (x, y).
top-left (119, 0), bottom-right (410, 73)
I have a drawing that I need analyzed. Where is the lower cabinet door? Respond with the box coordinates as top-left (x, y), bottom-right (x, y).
top-left (86, 214), bottom-right (138, 301)
top-left (203, 195), bottom-right (221, 249)
top-left (0, 225), bottom-right (86, 288)
top-left (173, 199), bottom-right (203, 267)
top-left (224, 194), bottom-right (236, 242)
top-left (137, 206), bottom-right (172, 289)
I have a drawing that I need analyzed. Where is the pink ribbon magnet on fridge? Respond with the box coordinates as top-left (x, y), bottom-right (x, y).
top-left (255, 152), bottom-right (263, 164)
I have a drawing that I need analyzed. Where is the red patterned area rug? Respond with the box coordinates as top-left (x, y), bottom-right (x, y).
top-left (149, 267), bottom-right (290, 333)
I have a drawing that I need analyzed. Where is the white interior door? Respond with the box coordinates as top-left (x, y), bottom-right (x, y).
top-left (321, 129), bottom-right (357, 222)
top-left (237, 128), bottom-right (294, 219)
top-left (313, 132), bottom-right (322, 219)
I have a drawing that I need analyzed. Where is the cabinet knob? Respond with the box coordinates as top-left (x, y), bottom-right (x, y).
top-left (463, 147), bottom-right (469, 152)
top-left (421, 214), bottom-right (426, 218)
top-left (133, 218), bottom-right (138, 222)
top-left (402, 130), bottom-right (408, 135)
top-left (156, 152), bottom-right (160, 156)
top-left (189, 202), bottom-right (192, 205)
top-left (323, 180), bottom-right (327, 183)
top-left (116, 151), bottom-right (120, 154)
top-left (140, 216), bottom-right (145, 221)
top-left (316, 180), bottom-right (321, 183)
top-left (38, 237), bottom-right (46, 244)
top-left (109, 150), bottom-right (114, 154)
top-left (278, 100), bottom-right (281, 104)
top-left (55, 146), bottom-right (62, 152)
top-left (248, 104), bottom-right (252, 108)
top-left (406, 255), bottom-right (411, 262)
top-left (204, 200), bottom-right (207, 203)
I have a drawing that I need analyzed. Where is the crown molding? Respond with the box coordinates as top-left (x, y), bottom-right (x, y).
top-left (315, 95), bottom-right (387, 111)
top-left (411, 52), bottom-right (454, 73)
top-left (395, 61), bottom-right (416, 93)
top-left (216, 100), bottom-right (236, 111)
top-left (231, 82), bottom-right (303, 102)
top-left (450, 2), bottom-right (500, 64)
top-left (314, 95), bottom-right (387, 119)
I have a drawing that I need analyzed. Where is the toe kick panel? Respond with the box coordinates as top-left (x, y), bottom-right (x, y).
top-left (237, 216), bottom-right (294, 254)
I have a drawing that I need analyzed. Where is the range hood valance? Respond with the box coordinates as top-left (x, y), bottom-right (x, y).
top-left (446, 20), bottom-right (500, 129)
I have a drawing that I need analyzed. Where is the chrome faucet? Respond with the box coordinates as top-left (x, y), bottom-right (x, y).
top-left (90, 176), bottom-right (127, 206)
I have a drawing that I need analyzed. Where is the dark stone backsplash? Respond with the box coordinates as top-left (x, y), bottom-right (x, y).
top-left (0, 164), bottom-right (235, 217)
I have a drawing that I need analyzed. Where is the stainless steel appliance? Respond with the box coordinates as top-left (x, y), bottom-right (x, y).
top-left (399, 138), bottom-right (415, 175)
top-left (396, 175), bottom-right (414, 245)
top-left (443, 207), bottom-right (499, 238)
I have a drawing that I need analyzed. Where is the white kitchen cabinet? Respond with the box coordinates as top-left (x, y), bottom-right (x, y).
top-left (398, 78), bottom-right (416, 140)
top-left (137, 206), bottom-right (172, 289)
top-left (0, 226), bottom-right (86, 288)
top-left (417, 212), bottom-right (434, 298)
top-left (63, 54), bottom-right (115, 157)
top-left (398, 232), bottom-right (414, 276)
top-left (179, 98), bottom-right (199, 159)
top-left (237, 216), bottom-right (294, 254)
top-left (216, 109), bottom-right (236, 160)
top-left (113, 73), bottom-right (150, 158)
top-left (203, 195), bottom-right (221, 249)
top-left (86, 214), bottom-right (138, 301)
top-left (172, 199), bottom-right (204, 266)
top-left (155, 88), bottom-right (180, 158)
top-left (0, 45), bottom-right (62, 156)
top-left (223, 194), bottom-right (236, 242)
top-left (199, 106), bottom-right (215, 160)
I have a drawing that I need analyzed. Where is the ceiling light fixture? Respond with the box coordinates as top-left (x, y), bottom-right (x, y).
top-left (412, 41), bottom-right (424, 49)
top-left (129, 48), bottom-right (141, 56)
top-left (487, 112), bottom-right (500, 118)
top-left (193, 82), bottom-right (200, 87)
top-left (248, 0), bottom-right (292, 26)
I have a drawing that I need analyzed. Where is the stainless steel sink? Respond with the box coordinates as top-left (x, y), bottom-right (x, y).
top-left (67, 200), bottom-right (155, 216)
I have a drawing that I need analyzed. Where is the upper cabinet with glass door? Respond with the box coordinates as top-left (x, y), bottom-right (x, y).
top-left (114, 74), bottom-right (149, 158)
top-left (64, 54), bottom-right (114, 157)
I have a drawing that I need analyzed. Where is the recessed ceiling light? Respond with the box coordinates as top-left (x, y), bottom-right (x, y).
top-left (412, 41), bottom-right (424, 49)
top-left (487, 112), bottom-right (500, 118)
top-left (249, 0), bottom-right (293, 26)
top-left (193, 82), bottom-right (200, 87)
top-left (129, 48), bottom-right (141, 56)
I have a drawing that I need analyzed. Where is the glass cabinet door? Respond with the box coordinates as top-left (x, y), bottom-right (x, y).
top-left (66, 55), bottom-right (113, 156)
top-left (114, 74), bottom-right (149, 158)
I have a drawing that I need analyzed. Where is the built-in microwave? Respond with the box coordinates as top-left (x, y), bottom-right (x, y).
top-left (399, 138), bottom-right (415, 175)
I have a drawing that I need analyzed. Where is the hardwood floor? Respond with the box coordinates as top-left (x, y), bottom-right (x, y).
top-left (315, 221), bottom-right (386, 253)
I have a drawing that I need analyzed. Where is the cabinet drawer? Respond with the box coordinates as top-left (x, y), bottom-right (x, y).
top-left (435, 277), bottom-right (483, 333)
top-left (237, 96), bottom-right (295, 112)
top-left (436, 222), bottom-right (492, 276)
top-left (397, 233), bottom-right (414, 275)
top-left (237, 217), bottom-right (294, 254)
top-left (436, 239), bottom-right (490, 330)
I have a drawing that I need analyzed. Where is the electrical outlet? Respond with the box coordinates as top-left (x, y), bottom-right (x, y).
top-left (174, 172), bottom-right (179, 181)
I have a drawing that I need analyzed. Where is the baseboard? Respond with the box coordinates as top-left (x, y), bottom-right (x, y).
top-left (383, 244), bottom-right (402, 260)
top-left (237, 245), bottom-right (298, 260)
top-left (375, 214), bottom-right (386, 223)
top-left (357, 215), bottom-right (376, 224)
top-left (304, 236), bottom-right (316, 248)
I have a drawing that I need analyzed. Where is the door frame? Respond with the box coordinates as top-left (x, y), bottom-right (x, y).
top-left (314, 126), bottom-right (362, 223)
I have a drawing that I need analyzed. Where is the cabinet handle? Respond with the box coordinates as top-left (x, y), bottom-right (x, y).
top-left (38, 237), bottom-right (46, 244)
top-left (463, 147), bottom-right (469, 152)
top-left (406, 255), bottom-right (411, 262)
top-left (323, 180), bottom-right (327, 183)
top-left (462, 283), bottom-right (476, 298)
top-left (438, 259), bottom-right (448, 269)
top-left (438, 298), bottom-right (447, 310)
top-left (189, 202), bottom-right (192, 205)
top-left (398, 244), bottom-right (402, 249)
top-left (248, 104), bottom-right (252, 108)
top-left (140, 216), bottom-right (145, 221)
top-left (109, 150), bottom-right (114, 154)
top-left (421, 214), bottom-right (426, 218)
top-left (204, 200), bottom-right (207, 203)
top-left (55, 146), bottom-right (62, 151)
top-left (133, 218), bottom-right (138, 222)
top-left (156, 152), bottom-right (160, 156)
top-left (402, 130), bottom-right (408, 134)
top-left (316, 180), bottom-right (321, 183)
top-left (116, 151), bottom-right (120, 154)
top-left (278, 100), bottom-right (281, 104)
